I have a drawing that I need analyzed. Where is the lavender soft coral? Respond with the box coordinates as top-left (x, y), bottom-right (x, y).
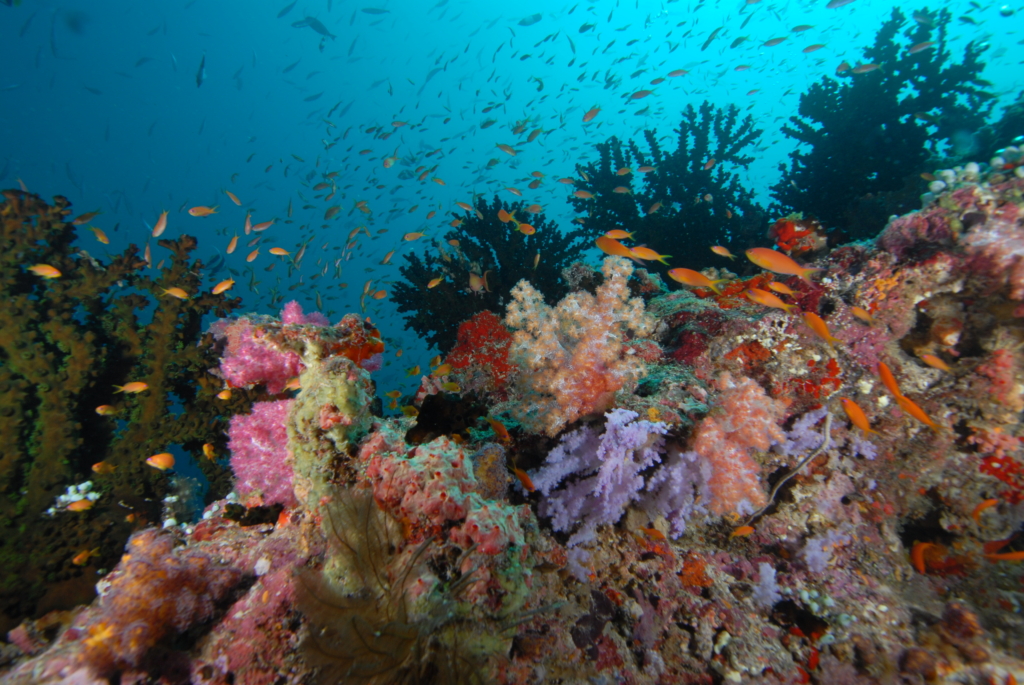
top-left (533, 409), bottom-right (686, 545)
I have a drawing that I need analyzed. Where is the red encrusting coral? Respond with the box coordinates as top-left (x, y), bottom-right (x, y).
top-left (445, 310), bottom-right (514, 398)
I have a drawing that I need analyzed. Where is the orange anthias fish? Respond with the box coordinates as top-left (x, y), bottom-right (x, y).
top-left (767, 281), bottom-right (796, 296)
top-left (746, 288), bottom-right (798, 314)
top-left (487, 417), bottom-right (511, 443)
top-left (28, 264), bottom-right (61, 279)
top-left (668, 268), bottom-right (727, 294)
top-left (225, 190), bottom-right (242, 206)
top-left (595, 236), bottom-right (636, 259)
top-left (72, 548), bottom-right (100, 566)
top-left (91, 461), bottom-right (117, 475)
top-left (711, 246), bottom-right (736, 260)
top-left (877, 362), bottom-right (903, 398)
top-left (582, 106), bottom-right (601, 122)
top-left (919, 354), bottom-right (951, 372)
top-left (895, 395), bottom-right (940, 431)
top-left (114, 382), bottom-right (149, 394)
top-left (162, 287), bottom-right (189, 300)
top-left (146, 452), bottom-right (175, 470)
top-left (840, 398), bottom-right (877, 435)
top-left (66, 499), bottom-right (94, 512)
top-left (604, 230), bottom-right (635, 240)
top-left (802, 311), bottom-right (840, 348)
top-left (971, 498), bottom-right (999, 523)
top-left (730, 525), bottom-right (754, 538)
top-left (188, 205), bottom-right (219, 217)
top-left (630, 246), bottom-right (671, 264)
top-left (212, 279), bottom-right (235, 295)
top-left (513, 467), bottom-right (535, 492)
top-left (850, 306), bottom-right (876, 326)
top-left (153, 210), bottom-right (169, 237)
top-left (746, 247), bottom-right (821, 283)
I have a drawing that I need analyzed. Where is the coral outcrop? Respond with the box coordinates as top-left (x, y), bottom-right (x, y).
top-left (6, 160), bottom-right (1024, 684)
top-left (0, 190), bottom-right (243, 633)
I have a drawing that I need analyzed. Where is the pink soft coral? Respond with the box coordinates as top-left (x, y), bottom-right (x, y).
top-left (690, 372), bottom-right (786, 516)
top-left (505, 256), bottom-right (655, 436)
top-left (228, 399), bottom-right (298, 507)
top-left (218, 323), bottom-right (302, 394)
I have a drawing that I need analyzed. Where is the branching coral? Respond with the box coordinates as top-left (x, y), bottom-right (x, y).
top-left (392, 196), bottom-right (589, 352)
top-left (0, 190), bottom-right (243, 632)
top-left (505, 255), bottom-right (655, 436)
top-left (773, 8), bottom-right (993, 241)
top-left (568, 101), bottom-right (765, 274)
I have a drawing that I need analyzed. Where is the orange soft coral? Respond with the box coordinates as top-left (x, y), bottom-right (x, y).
top-left (690, 372), bottom-right (786, 516)
top-left (505, 256), bottom-right (654, 436)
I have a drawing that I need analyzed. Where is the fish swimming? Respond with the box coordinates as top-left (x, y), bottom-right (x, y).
top-left (292, 16), bottom-right (336, 39)
top-left (196, 53), bottom-right (205, 87)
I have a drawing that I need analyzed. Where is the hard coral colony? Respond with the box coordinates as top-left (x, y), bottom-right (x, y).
top-left (4, 14), bottom-right (1024, 685)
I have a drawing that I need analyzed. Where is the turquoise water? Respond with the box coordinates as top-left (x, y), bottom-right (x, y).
top-left (1, 0), bottom-right (1021, 395)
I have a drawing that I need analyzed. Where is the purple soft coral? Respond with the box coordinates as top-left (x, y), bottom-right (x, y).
top-left (228, 399), bottom-right (297, 508)
top-left (533, 409), bottom-right (670, 547)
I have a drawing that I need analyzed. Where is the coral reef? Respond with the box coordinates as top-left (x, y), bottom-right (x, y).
top-left (569, 100), bottom-right (765, 274)
top-left (7, 160), bottom-right (1024, 684)
top-left (0, 190), bottom-right (244, 633)
top-left (773, 8), bottom-right (993, 242)
top-left (392, 196), bottom-right (589, 352)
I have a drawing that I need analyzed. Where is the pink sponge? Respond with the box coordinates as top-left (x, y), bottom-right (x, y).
top-left (228, 399), bottom-right (297, 508)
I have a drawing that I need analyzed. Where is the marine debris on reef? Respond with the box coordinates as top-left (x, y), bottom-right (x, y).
top-left (0, 190), bottom-right (245, 635)
top-left (5, 151), bottom-right (1024, 684)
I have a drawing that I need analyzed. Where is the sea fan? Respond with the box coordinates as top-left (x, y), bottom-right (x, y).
top-left (296, 485), bottom-right (503, 685)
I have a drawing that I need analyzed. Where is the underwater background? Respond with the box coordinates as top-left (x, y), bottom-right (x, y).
top-left (2, 0), bottom-right (1024, 683)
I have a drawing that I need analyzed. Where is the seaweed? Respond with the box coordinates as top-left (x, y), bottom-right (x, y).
top-left (296, 485), bottom-right (515, 685)
top-left (568, 100), bottom-right (766, 275)
top-left (392, 197), bottom-right (588, 353)
top-left (772, 7), bottom-right (993, 242)
top-left (0, 190), bottom-right (248, 632)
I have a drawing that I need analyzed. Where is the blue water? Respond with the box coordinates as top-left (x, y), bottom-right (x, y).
top-left (2, 0), bottom-right (1021, 396)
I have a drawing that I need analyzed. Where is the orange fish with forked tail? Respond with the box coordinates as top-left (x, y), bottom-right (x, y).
top-left (745, 287), bottom-right (798, 314)
top-left (668, 268), bottom-right (727, 294)
top-left (746, 247), bottom-right (821, 283)
top-left (840, 398), bottom-right (877, 435)
top-left (595, 236), bottom-right (636, 259)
